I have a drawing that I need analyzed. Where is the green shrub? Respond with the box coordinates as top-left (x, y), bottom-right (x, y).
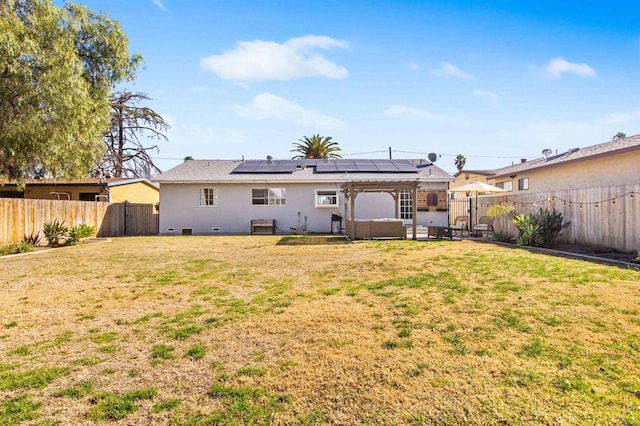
top-left (513, 208), bottom-right (570, 248)
top-left (66, 224), bottom-right (95, 245)
top-left (0, 242), bottom-right (34, 256)
top-left (42, 219), bottom-right (69, 246)
top-left (513, 214), bottom-right (544, 247)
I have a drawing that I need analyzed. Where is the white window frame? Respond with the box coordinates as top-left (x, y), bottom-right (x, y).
top-left (496, 180), bottom-right (513, 191)
top-left (518, 178), bottom-right (529, 191)
top-left (400, 190), bottom-right (413, 220)
top-left (252, 188), bottom-right (286, 206)
top-left (315, 189), bottom-right (338, 208)
top-left (199, 188), bottom-right (218, 207)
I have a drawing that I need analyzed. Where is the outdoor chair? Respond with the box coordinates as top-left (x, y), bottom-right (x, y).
top-left (473, 216), bottom-right (494, 237)
top-left (451, 216), bottom-right (469, 237)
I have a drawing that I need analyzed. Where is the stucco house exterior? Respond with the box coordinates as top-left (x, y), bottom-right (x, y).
top-left (0, 177), bottom-right (159, 203)
top-left (450, 134), bottom-right (640, 194)
top-left (154, 158), bottom-right (454, 236)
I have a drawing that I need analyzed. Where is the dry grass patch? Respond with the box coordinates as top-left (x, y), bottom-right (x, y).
top-left (1, 236), bottom-right (639, 424)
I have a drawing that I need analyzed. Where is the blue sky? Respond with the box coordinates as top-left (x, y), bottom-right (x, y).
top-left (70, 0), bottom-right (640, 174)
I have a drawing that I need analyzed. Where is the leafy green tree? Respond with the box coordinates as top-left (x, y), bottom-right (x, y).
top-left (454, 154), bottom-right (466, 171)
top-left (612, 132), bottom-right (626, 141)
top-left (98, 91), bottom-right (169, 178)
top-left (291, 134), bottom-right (342, 159)
top-left (0, 0), bottom-right (140, 181)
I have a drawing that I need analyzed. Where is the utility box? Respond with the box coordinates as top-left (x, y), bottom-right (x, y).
top-left (251, 219), bottom-right (275, 235)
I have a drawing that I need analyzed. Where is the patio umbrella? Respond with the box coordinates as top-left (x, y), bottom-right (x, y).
top-left (448, 181), bottom-right (506, 231)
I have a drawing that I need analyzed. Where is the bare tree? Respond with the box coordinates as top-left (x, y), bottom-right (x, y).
top-left (99, 91), bottom-right (169, 177)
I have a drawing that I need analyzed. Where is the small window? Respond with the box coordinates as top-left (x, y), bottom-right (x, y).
top-left (79, 192), bottom-right (100, 201)
top-left (0, 191), bottom-right (24, 198)
top-left (496, 181), bottom-right (513, 191)
top-left (518, 178), bottom-right (529, 191)
top-left (426, 193), bottom-right (438, 206)
top-left (200, 188), bottom-right (218, 206)
top-left (316, 190), bottom-right (338, 207)
top-left (252, 188), bottom-right (286, 206)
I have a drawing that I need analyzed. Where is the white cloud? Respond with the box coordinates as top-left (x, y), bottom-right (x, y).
top-left (431, 62), bottom-right (473, 79)
top-left (472, 89), bottom-right (499, 103)
top-left (383, 105), bottom-right (443, 121)
top-left (407, 62), bottom-right (420, 71)
top-left (543, 57), bottom-right (597, 79)
top-left (232, 93), bottom-right (345, 129)
top-left (151, 0), bottom-right (166, 11)
top-left (201, 35), bottom-right (349, 82)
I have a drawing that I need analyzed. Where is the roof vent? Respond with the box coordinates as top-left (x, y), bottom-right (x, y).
top-left (520, 158), bottom-right (527, 163)
top-left (542, 148), bottom-right (552, 159)
top-left (266, 155), bottom-right (273, 164)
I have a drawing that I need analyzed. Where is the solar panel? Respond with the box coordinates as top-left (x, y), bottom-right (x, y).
top-left (355, 160), bottom-right (378, 172)
top-left (231, 162), bottom-right (258, 173)
top-left (390, 160), bottom-right (418, 172)
top-left (232, 160), bottom-right (297, 174)
top-left (315, 159), bottom-right (420, 173)
top-left (315, 161), bottom-right (338, 172)
top-left (372, 160), bottom-right (397, 172)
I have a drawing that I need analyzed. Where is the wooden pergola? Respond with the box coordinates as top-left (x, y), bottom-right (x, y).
top-left (341, 180), bottom-right (420, 240)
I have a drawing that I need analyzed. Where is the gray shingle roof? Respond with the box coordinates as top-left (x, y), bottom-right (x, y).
top-left (154, 159), bottom-right (454, 184)
top-left (490, 134), bottom-right (640, 178)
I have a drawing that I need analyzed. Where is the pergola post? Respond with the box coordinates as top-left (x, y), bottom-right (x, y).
top-left (411, 185), bottom-right (417, 240)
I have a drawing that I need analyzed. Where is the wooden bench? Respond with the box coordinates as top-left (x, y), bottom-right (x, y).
top-left (251, 219), bottom-right (275, 235)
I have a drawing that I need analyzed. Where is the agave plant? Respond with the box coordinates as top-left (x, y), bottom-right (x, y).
top-left (42, 219), bottom-right (69, 247)
top-left (512, 208), bottom-right (570, 248)
top-left (66, 224), bottom-right (96, 245)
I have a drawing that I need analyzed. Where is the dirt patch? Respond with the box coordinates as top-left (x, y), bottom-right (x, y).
top-left (554, 243), bottom-right (638, 264)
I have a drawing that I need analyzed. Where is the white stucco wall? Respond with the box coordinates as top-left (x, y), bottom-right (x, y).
top-left (159, 182), bottom-right (450, 234)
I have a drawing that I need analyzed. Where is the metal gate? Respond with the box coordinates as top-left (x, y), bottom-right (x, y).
top-left (449, 197), bottom-right (472, 226)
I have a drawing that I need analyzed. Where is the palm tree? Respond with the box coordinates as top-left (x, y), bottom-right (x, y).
top-left (454, 154), bottom-right (466, 171)
top-left (291, 134), bottom-right (342, 159)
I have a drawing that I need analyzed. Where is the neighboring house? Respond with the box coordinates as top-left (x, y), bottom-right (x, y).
top-left (449, 134), bottom-right (640, 194)
top-left (0, 177), bottom-right (159, 204)
top-left (486, 134), bottom-right (640, 193)
top-left (154, 158), bottom-right (454, 235)
top-left (450, 170), bottom-right (495, 195)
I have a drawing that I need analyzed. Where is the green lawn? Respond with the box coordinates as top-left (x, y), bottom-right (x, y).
top-left (1, 236), bottom-right (639, 425)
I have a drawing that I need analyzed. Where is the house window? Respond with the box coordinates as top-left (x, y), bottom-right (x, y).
top-left (400, 191), bottom-right (412, 219)
top-left (426, 193), bottom-right (438, 206)
top-left (252, 188), bottom-right (286, 206)
top-left (79, 192), bottom-right (100, 201)
top-left (496, 181), bottom-right (513, 191)
top-left (200, 188), bottom-right (218, 206)
top-left (0, 191), bottom-right (24, 198)
top-left (315, 189), bottom-right (338, 207)
top-left (518, 178), bottom-right (529, 191)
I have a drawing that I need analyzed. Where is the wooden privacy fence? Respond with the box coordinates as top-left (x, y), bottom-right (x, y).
top-left (460, 183), bottom-right (639, 252)
top-left (0, 199), bottom-right (158, 245)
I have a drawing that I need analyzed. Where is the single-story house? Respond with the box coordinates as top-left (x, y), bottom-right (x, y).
top-left (0, 177), bottom-right (159, 204)
top-left (154, 158), bottom-right (454, 237)
top-left (450, 134), bottom-right (640, 194)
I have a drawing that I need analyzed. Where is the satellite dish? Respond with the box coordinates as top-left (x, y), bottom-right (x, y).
top-left (542, 148), bottom-right (552, 159)
top-left (427, 152), bottom-right (438, 162)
